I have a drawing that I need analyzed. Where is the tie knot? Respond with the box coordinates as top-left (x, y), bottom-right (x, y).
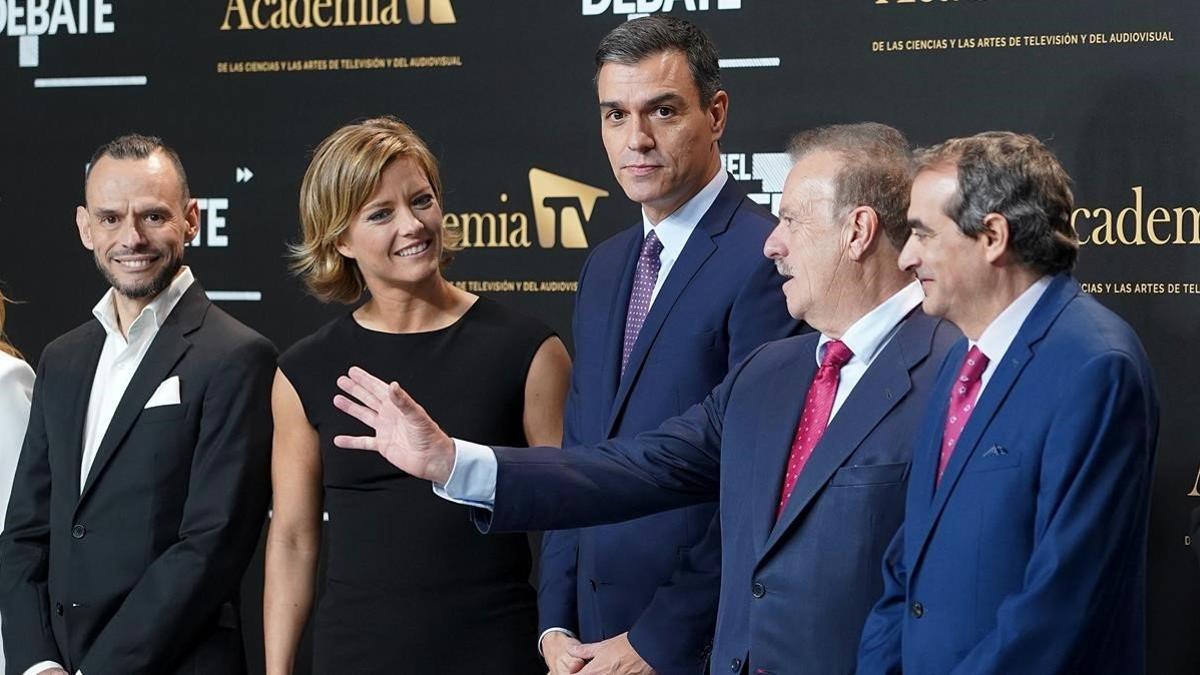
top-left (957, 345), bottom-right (989, 383)
top-left (821, 340), bottom-right (854, 370)
top-left (641, 230), bottom-right (663, 259)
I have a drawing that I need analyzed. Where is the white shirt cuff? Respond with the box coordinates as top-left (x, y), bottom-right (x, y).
top-left (431, 438), bottom-right (497, 509)
top-left (538, 627), bottom-right (578, 656)
top-left (23, 662), bottom-right (67, 675)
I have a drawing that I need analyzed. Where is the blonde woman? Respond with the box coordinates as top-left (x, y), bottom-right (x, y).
top-left (264, 117), bottom-right (570, 674)
top-left (0, 289), bottom-right (34, 675)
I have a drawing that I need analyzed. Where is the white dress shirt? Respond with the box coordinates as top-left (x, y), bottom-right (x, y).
top-left (0, 350), bottom-right (35, 675)
top-left (819, 280), bottom-right (925, 420)
top-left (24, 266), bottom-right (194, 675)
top-left (641, 169), bottom-right (728, 305)
top-left (970, 275), bottom-right (1051, 394)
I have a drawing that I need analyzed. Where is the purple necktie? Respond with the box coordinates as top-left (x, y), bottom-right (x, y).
top-left (621, 230), bottom-right (663, 374)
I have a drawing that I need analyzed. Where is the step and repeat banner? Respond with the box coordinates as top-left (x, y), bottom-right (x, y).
top-left (1, 1), bottom-right (1197, 672)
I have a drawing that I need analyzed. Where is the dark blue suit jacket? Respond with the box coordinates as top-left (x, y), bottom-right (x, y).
top-left (483, 309), bottom-right (958, 675)
top-left (539, 176), bottom-right (798, 672)
top-left (857, 275), bottom-right (1160, 675)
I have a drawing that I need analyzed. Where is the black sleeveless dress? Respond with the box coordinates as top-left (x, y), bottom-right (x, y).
top-left (279, 297), bottom-right (551, 674)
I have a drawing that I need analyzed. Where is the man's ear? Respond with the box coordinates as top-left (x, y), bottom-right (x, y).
top-left (979, 213), bottom-right (1011, 265)
top-left (183, 199), bottom-right (200, 243)
top-left (708, 89), bottom-right (729, 142)
top-left (76, 205), bottom-right (95, 251)
top-left (845, 206), bottom-right (880, 262)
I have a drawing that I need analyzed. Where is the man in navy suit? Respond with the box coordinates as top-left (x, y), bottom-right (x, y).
top-left (331, 123), bottom-right (960, 674)
top-left (535, 16), bottom-right (798, 675)
top-left (856, 132), bottom-right (1159, 674)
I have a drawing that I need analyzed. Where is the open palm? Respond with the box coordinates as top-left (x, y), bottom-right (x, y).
top-left (332, 366), bottom-right (456, 484)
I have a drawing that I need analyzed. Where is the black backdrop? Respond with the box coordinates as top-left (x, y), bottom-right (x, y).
top-left (2, 1), bottom-right (1198, 672)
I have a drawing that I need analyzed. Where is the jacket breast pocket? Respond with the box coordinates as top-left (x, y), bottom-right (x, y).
top-left (965, 445), bottom-right (1022, 473)
top-left (829, 461), bottom-right (909, 487)
top-left (137, 402), bottom-right (190, 424)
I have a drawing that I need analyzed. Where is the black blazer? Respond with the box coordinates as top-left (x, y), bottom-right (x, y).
top-left (0, 283), bottom-right (275, 675)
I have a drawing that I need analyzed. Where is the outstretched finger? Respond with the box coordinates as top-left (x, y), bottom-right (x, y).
top-left (333, 434), bottom-right (378, 451)
top-left (387, 381), bottom-right (423, 417)
top-left (348, 366), bottom-right (393, 402)
top-left (333, 394), bottom-right (378, 428)
top-left (336, 375), bottom-right (382, 411)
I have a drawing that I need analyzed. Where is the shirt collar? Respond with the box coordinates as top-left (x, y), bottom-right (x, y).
top-left (642, 170), bottom-right (729, 260)
top-left (972, 275), bottom-right (1052, 362)
top-left (816, 281), bottom-right (925, 367)
top-left (92, 266), bottom-right (196, 340)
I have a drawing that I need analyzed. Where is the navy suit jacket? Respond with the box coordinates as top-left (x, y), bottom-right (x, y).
top-left (539, 175), bottom-right (799, 672)
top-left (482, 309), bottom-right (958, 674)
top-left (857, 275), bottom-right (1159, 675)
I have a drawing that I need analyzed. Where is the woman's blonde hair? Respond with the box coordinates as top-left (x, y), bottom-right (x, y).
top-left (0, 288), bottom-right (23, 360)
top-left (290, 116), bottom-right (462, 303)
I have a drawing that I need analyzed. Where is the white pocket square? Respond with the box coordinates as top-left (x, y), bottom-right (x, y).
top-left (144, 375), bottom-right (181, 408)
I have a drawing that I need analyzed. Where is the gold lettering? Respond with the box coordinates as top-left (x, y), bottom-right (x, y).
top-left (380, 0), bottom-right (401, 24)
top-left (1089, 208), bottom-right (1116, 245)
top-left (221, 0), bottom-right (252, 29)
top-left (1115, 186), bottom-right (1145, 245)
top-left (1189, 462), bottom-right (1200, 497)
top-left (1146, 207), bottom-right (1171, 245)
top-left (313, 0), bottom-right (332, 25)
top-left (460, 213), bottom-right (496, 247)
top-left (290, 0), bottom-right (313, 27)
top-left (509, 212), bottom-right (530, 247)
top-left (1071, 208), bottom-right (1092, 245)
top-left (1175, 207), bottom-right (1200, 244)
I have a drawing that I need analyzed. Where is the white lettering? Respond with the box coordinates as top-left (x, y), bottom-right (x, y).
top-left (94, 0), bottom-right (113, 33)
top-left (49, 0), bottom-right (77, 34)
top-left (581, 0), bottom-right (609, 14)
top-left (205, 198), bottom-right (229, 246)
top-left (7, 0), bottom-right (27, 36)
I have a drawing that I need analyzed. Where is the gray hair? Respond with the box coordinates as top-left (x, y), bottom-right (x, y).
top-left (915, 131), bottom-right (1078, 275)
top-left (787, 122), bottom-right (914, 249)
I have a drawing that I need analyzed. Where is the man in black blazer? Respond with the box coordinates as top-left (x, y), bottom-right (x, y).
top-left (0, 135), bottom-right (275, 675)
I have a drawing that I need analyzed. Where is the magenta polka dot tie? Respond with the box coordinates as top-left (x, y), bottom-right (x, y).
top-left (621, 230), bottom-right (663, 374)
top-left (937, 345), bottom-right (990, 484)
top-left (776, 339), bottom-right (854, 519)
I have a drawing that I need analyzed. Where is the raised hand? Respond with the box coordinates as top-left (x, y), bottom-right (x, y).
top-left (332, 366), bottom-right (456, 484)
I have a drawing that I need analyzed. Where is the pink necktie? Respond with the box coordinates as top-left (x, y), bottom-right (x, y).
top-left (621, 230), bottom-right (663, 374)
top-left (937, 345), bottom-right (990, 483)
top-left (776, 340), bottom-right (854, 519)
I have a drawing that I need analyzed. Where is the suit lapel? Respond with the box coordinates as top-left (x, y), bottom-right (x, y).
top-left (77, 284), bottom-right (209, 505)
top-left (64, 323), bottom-right (108, 496)
top-left (750, 344), bottom-right (815, 554)
top-left (598, 228), bottom-right (643, 422)
top-left (604, 179), bottom-right (742, 437)
top-left (762, 311), bottom-right (931, 558)
top-left (910, 275), bottom-right (1079, 572)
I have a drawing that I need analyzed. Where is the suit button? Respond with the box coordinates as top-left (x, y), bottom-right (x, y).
top-left (71, 524), bottom-right (86, 539)
top-left (730, 657), bottom-right (742, 671)
top-left (55, 603), bottom-right (64, 616)
top-left (911, 601), bottom-right (924, 618)
top-left (751, 582), bottom-right (766, 598)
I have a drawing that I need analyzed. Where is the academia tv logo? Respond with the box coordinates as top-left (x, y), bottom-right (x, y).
top-left (445, 169), bottom-right (609, 249)
top-left (582, 0), bottom-right (742, 18)
top-left (221, 0), bottom-right (455, 30)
